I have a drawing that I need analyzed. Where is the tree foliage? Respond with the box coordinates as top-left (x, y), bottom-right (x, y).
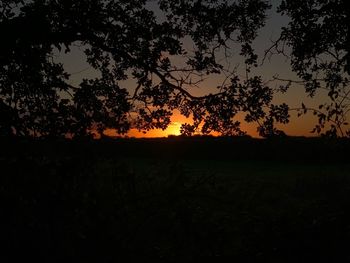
top-left (1, 0), bottom-right (291, 138)
top-left (275, 0), bottom-right (350, 137)
top-left (3, 0), bottom-right (348, 138)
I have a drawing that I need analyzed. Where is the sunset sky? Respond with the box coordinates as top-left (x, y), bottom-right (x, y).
top-left (55, 1), bottom-right (330, 138)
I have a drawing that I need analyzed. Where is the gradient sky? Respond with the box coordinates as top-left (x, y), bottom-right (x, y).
top-left (55, 0), bottom-right (330, 138)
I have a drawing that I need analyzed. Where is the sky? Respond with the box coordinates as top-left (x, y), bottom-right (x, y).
top-left (55, 0), bottom-right (331, 138)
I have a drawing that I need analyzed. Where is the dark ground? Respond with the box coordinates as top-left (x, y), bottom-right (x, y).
top-left (1, 136), bottom-right (350, 262)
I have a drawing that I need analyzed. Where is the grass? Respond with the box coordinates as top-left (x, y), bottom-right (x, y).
top-left (1, 138), bottom-right (350, 262)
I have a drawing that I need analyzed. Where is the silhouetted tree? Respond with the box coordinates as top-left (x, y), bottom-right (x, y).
top-left (271, 0), bottom-right (350, 137)
top-left (1, 0), bottom-right (291, 138)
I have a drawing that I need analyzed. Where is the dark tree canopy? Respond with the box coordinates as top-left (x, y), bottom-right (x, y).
top-left (275, 0), bottom-right (350, 137)
top-left (1, 0), bottom-right (348, 138)
top-left (1, 0), bottom-right (288, 138)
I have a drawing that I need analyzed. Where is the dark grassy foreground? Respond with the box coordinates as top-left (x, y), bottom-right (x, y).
top-left (1, 137), bottom-right (350, 262)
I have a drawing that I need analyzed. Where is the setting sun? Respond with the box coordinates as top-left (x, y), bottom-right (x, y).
top-left (166, 122), bottom-right (182, 136)
top-left (126, 121), bottom-right (182, 138)
top-left (124, 112), bottom-right (192, 138)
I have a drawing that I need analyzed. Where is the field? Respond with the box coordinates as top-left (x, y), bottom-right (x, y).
top-left (1, 137), bottom-right (350, 261)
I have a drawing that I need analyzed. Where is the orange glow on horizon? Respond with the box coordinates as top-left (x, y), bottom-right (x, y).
top-left (128, 121), bottom-right (182, 138)
top-left (102, 111), bottom-right (319, 138)
top-left (103, 112), bottom-right (259, 138)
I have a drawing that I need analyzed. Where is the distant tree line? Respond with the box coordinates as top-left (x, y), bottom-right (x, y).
top-left (0, 0), bottom-right (349, 138)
